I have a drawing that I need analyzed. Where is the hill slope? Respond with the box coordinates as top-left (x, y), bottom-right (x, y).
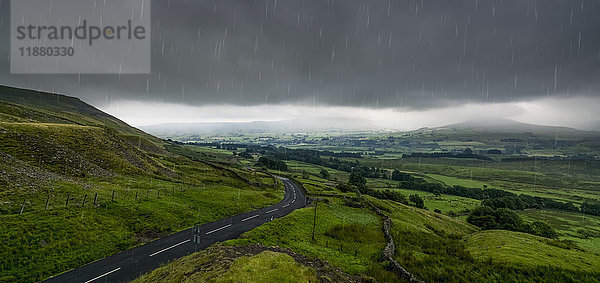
top-left (0, 85), bottom-right (283, 282)
top-left (0, 85), bottom-right (157, 138)
top-left (440, 117), bottom-right (598, 137)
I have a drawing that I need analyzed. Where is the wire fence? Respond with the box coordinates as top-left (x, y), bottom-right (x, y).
top-left (4, 186), bottom-right (195, 216)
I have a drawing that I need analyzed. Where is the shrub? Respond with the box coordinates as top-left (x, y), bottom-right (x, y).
top-left (409, 194), bottom-right (425, 209)
top-left (319, 169), bottom-right (330, 179)
top-left (238, 152), bottom-right (253, 159)
top-left (467, 206), bottom-right (558, 239)
top-left (256, 156), bottom-right (287, 171)
top-left (348, 172), bottom-right (366, 188)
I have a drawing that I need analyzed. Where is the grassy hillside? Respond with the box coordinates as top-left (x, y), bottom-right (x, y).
top-left (0, 86), bottom-right (283, 282)
top-left (0, 85), bottom-right (158, 139)
top-left (465, 230), bottom-right (600, 272)
top-left (134, 154), bottom-right (600, 282)
top-left (133, 245), bottom-right (328, 283)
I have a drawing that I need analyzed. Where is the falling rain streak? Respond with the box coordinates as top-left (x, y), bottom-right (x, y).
top-left (0, 0), bottom-right (598, 129)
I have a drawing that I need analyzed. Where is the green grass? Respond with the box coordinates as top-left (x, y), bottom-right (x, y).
top-left (519, 209), bottom-right (600, 252)
top-left (425, 173), bottom-right (493, 189)
top-left (4, 86), bottom-right (600, 282)
top-left (133, 248), bottom-right (317, 283)
top-left (220, 251), bottom-right (317, 283)
top-left (372, 188), bottom-right (480, 216)
top-left (0, 177), bottom-right (283, 282)
top-left (284, 160), bottom-right (350, 183)
top-left (365, 156), bottom-right (600, 191)
top-left (465, 230), bottom-right (600, 272)
top-left (366, 197), bottom-right (600, 282)
top-left (0, 91), bottom-right (285, 282)
top-left (227, 198), bottom-right (390, 278)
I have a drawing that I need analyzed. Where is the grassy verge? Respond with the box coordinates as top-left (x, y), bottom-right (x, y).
top-left (0, 158), bottom-right (283, 282)
top-left (226, 197), bottom-right (394, 280)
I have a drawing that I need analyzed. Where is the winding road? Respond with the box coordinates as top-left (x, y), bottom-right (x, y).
top-left (44, 177), bottom-right (306, 283)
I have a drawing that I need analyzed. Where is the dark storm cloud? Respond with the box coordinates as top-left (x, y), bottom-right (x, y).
top-left (0, 0), bottom-right (599, 109)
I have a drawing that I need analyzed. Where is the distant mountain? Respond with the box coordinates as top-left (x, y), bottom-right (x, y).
top-left (141, 118), bottom-right (382, 137)
top-left (438, 118), bottom-right (598, 137)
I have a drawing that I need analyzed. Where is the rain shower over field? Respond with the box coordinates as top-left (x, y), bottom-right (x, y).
top-left (0, 0), bottom-right (599, 130)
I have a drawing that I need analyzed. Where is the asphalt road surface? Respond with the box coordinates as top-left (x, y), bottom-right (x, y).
top-left (44, 177), bottom-right (306, 283)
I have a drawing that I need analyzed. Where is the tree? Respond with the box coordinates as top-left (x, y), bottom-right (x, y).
top-left (494, 208), bottom-right (523, 231)
top-left (238, 151), bottom-right (253, 159)
top-left (302, 170), bottom-right (310, 179)
top-left (467, 206), bottom-right (499, 229)
top-left (582, 203), bottom-right (600, 216)
top-left (336, 183), bottom-right (353, 193)
top-left (527, 221), bottom-right (558, 239)
top-left (256, 156), bottom-right (288, 171)
top-left (466, 206), bottom-right (558, 238)
top-left (391, 170), bottom-right (412, 181)
top-left (320, 169), bottom-right (330, 180)
top-left (348, 172), bottom-right (367, 188)
top-left (409, 194), bottom-right (425, 209)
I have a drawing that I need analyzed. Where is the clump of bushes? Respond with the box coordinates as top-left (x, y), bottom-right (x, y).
top-left (409, 194), bottom-right (425, 209)
top-left (467, 206), bottom-right (557, 239)
top-left (238, 151), bottom-right (253, 159)
top-left (256, 156), bottom-right (287, 171)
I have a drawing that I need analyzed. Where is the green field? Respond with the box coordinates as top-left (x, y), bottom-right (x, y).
top-left (228, 198), bottom-right (388, 276)
top-left (0, 88), bottom-right (284, 282)
top-left (4, 85), bottom-right (600, 282)
top-left (373, 188), bottom-right (480, 216)
top-left (465, 230), bottom-right (600, 272)
top-left (519, 209), bottom-right (600, 251)
top-left (143, 177), bottom-right (600, 282)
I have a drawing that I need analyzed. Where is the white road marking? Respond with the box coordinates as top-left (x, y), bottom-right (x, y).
top-left (205, 224), bottom-right (232, 235)
top-left (149, 240), bottom-right (191, 257)
top-left (84, 267), bottom-right (122, 283)
top-left (266, 208), bottom-right (278, 214)
top-left (282, 204), bottom-right (290, 208)
top-left (241, 215), bottom-right (259, 222)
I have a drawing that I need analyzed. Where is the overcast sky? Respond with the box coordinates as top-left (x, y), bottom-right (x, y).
top-left (0, 0), bottom-right (599, 130)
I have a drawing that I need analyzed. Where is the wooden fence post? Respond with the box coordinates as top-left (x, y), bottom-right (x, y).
top-left (311, 199), bottom-right (318, 243)
top-left (19, 199), bottom-right (26, 215)
top-left (45, 195), bottom-right (50, 210)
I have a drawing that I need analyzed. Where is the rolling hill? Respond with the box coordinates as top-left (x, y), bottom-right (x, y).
top-left (439, 117), bottom-right (599, 137)
top-left (0, 85), bottom-right (283, 281)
